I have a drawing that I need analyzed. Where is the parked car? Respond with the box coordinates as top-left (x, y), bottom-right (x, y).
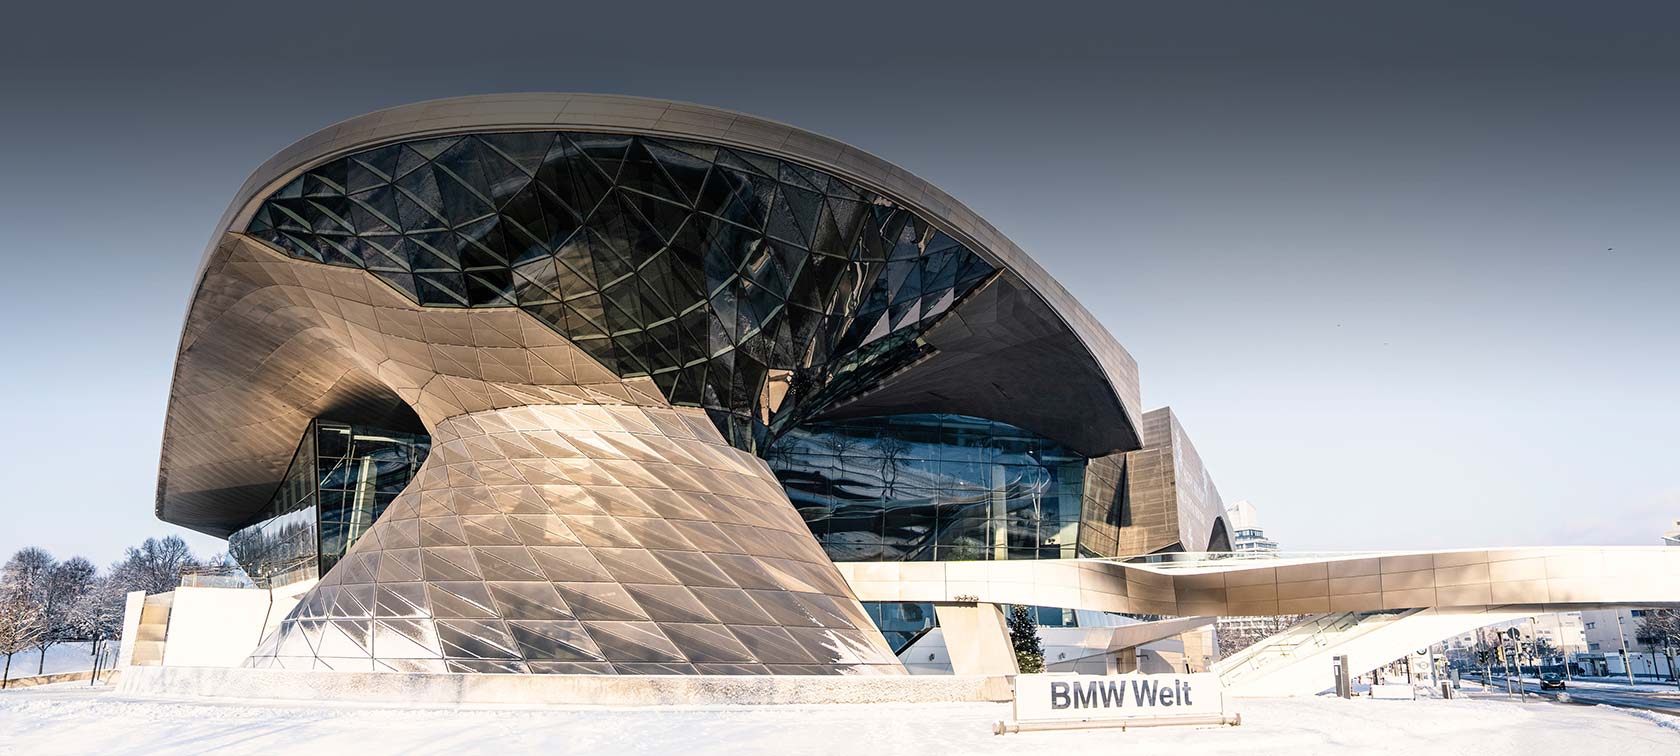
top-left (1539, 672), bottom-right (1566, 690)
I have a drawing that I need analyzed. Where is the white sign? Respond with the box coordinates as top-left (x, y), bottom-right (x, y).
top-left (1010, 673), bottom-right (1232, 727)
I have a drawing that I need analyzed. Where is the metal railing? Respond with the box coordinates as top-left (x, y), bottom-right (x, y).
top-left (1214, 610), bottom-right (1414, 684)
top-left (1112, 551), bottom-right (1385, 570)
top-left (177, 564), bottom-right (258, 589)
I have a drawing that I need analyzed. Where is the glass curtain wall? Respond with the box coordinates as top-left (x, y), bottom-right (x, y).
top-left (765, 414), bottom-right (1085, 562)
top-left (228, 420), bottom-right (430, 585)
top-left (227, 428), bottom-right (322, 586)
top-left (862, 601), bottom-right (937, 653)
top-left (245, 131), bottom-right (998, 453)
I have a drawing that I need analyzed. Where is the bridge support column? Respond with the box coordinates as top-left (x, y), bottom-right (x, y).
top-left (934, 602), bottom-right (1019, 676)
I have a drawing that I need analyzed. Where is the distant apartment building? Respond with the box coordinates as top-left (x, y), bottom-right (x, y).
top-left (1225, 500), bottom-right (1279, 553)
top-left (1215, 501), bottom-right (1289, 655)
top-left (1441, 614), bottom-right (1586, 667)
top-left (1577, 518), bottom-right (1679, 677)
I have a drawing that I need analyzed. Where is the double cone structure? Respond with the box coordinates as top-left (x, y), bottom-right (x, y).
top-left (158, 94), bottom-right (1145, 674)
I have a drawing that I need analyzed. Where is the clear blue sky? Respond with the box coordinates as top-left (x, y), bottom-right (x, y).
top-left (2, 1), bottom-right (1676, 564)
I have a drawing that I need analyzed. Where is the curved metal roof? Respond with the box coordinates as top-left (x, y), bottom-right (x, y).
top-left (157, 94), bottom-right (1143, 534)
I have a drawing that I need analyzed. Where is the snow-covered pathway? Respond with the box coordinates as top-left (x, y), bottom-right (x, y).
top-left (1, 684), bottom-right (1675, 755)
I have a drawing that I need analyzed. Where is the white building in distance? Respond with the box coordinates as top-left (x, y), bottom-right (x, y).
top-left (1576, 517), bottom-right (1680, 677)
top-left (1225, 500), bottom-right (1279, 553)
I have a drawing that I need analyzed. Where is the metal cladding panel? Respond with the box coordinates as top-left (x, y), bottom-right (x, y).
top-left (1078, 407), bottom-right (1228, 557)
top-left (1161, 409), bottom-right (1226, 552)
top-left (157, 235), bottom-right (650, 535)
top-left (247, 404), bottom-right (901, 675)
top-left (174, 237), bottom-right (900, 674)
top-left (175, 93), bottom-right (1141, 455)
top-left (238, 128), bottom-right (1008, 453)
top-left (810, 272), bottom-right (1138, 454)
top-left (155, 95), bottom-right (1158, 675)
top-left (837, 548), bottom-right (1680, 617)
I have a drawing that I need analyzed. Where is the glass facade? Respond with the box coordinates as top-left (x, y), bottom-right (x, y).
top-left (232, 409), bottom-right (1097, 592)
top-left (866, 602), bottom-right (1136, 656)
top-left (247, 131), bottom-right (997, 452)
top-left (862, 601), bottom-right (937, 653)
top-left (228, 420), bottom-right (429, 585)
top-left (765, 414), bottom-right (1085, 562)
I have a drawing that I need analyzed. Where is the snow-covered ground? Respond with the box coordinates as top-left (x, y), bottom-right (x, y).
top-left (0, 684), bottom-right (1675, 756)
top-left (0, 643), bottom-right (96, 681)
top-left (1563, 676), bottom-right (1680, 694)
top-left (1475, 674), bottom-right (1680, 695)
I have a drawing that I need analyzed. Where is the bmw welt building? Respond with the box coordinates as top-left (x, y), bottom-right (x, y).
top-left (147, 94), bottom-right (1680, 688)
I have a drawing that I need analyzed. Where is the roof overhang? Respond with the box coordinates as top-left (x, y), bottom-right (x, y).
top-left (157, 94), bottom-right (1145, 535)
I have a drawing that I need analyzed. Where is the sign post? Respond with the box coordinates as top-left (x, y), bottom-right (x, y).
top-left (1333, 655), bottom-right (1351, 699)
top-left (996, 673), bottom-right (1240, 734)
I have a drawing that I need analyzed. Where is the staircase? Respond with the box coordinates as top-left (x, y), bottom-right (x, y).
top-left (1215, 609), bottom-right (1417, 689)
top-left (129, 594), bottom-right (174, 666)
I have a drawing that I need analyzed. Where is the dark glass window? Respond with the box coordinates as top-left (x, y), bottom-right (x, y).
top-left (227, 420), bottom-right (430, 585)
top-left (247, 131), bottom-right (998, 454)
top-left (765, 414), bottom-right (1085, 563)
top-left (862, 601), bottom-right (937, 653)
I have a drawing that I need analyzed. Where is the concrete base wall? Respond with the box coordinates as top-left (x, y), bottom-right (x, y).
top-left (0, 670), bottom-right (118, 689)
top-left (932, 602), bottom-right (1018, 676)
top-left (160, 587), bottom-right (277, 668)
top-left (116, 666), bottom-right (1014, 706)
top-left (115, 591), bottom-right (146, 668)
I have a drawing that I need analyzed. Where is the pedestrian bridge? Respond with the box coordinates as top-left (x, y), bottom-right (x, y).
top-left (834, 547), bottom-right (1680, 687)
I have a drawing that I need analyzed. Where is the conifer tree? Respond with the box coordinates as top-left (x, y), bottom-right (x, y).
top-left (1008, 604), bottom-right (1045, 673)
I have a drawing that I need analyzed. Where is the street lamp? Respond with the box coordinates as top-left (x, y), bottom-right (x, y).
top-left (1615, 613), bottom-right (1637, 686)
top-left (1668, 637), bottom-right (1680, 692)
top-left (1506, 626), bottom-right (1526, 699)
top-left (1555, 613), bottom-right (1572, 682)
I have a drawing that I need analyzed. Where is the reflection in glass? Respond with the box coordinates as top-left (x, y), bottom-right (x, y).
top-left (227, 419), bottom-right (429, 585)
top-left (863, 601), bottom-right (937, 653)
top-left (246, 131), bottom-right (998, 453)
top-left (765, 414), bottom-right (1086, 562)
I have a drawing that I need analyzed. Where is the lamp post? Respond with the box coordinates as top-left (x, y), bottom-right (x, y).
top-left (1615, 613), bottom-right (1637, 686)
top-left (1555, 613), bottom-right (1572, 682)
top-left (1668, 637), bottom-right (1679, 692)
top-left (1506, 627), bottom-right (1526, 699)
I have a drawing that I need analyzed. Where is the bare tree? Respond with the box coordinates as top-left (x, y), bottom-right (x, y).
top-left (67, 577), bottom-right (126, 671)
top-left (110, 536), bottom-right (199, 596)
top-left (877, 436), bottom-right (910, 498)
top-left (0, 576), bottom-right (44, 689)
top-left (2, 549), bottom-right (54, 679)
top-left (2, 548), bottom-right (54, 598)
top-left (822, 433), bottom-right (863, 460)
top-left (1216, 615), bottom-right (1307, 657)
top-left (1636, 608), bottom-right (1680, 681)
top-left (34, 556), bottom-right (95, 673)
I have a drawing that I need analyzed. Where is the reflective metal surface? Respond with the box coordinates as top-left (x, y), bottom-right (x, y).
top-left (165, 235), bottom-right (898, 674)
top-left (157, 95), bottom-right (1174, 675)
top-left (248, 404), bottom-right (900, 674)
top-left (206, 93), bottom-right (1145, 449)
top-left (838, 547), bottom-right (1680, 617)
top-left (766, 414), bottom-right (1085, 562)
top-left (227, 420), bottom-right (430, 585)
top-left (246, 131), bottom-right (998, 452)
top-left (1078, 407), bottom-right (1230, 556)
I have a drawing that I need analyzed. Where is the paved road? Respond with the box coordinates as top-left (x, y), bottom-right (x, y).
top-left (1483, 676), bottom-right (1680, 715)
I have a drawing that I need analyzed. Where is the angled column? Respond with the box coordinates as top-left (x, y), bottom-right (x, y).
top-left (932, 602), bottom-right (1019, 676)
top-left (249, 402), bottom-right (900, 674)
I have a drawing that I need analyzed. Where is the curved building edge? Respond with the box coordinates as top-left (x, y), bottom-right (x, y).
top-left (157, 93), bottom-right (1144, 527)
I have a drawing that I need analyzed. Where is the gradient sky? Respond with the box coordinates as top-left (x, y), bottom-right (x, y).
top-left (2, 1), bottom-right (1676, 565)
